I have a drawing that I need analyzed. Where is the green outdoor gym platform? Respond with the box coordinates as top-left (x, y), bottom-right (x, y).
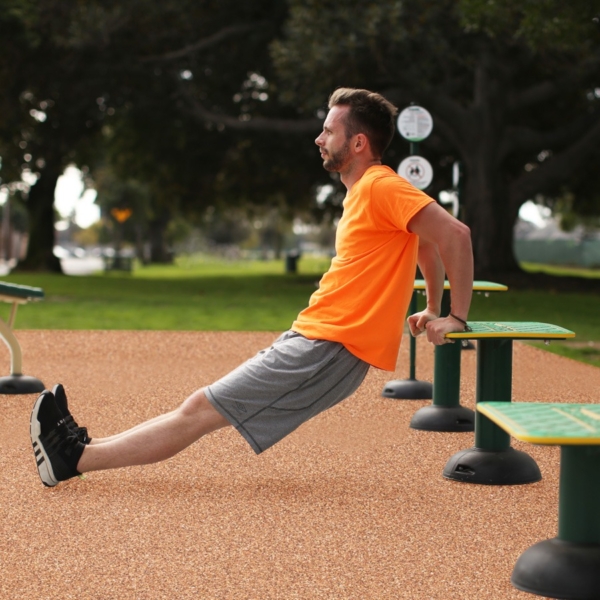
top-left (477, 402), bottom-right (600, 600)
top-left (381, 280), bottom-right (507, 413)
top-left (441, 322), bottom-right (575, 485)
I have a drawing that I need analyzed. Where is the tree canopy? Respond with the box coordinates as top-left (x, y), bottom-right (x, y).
top-left (0, 0), bottom-right (599, 277)
top-left (268, 0), bottom-right (600, 275)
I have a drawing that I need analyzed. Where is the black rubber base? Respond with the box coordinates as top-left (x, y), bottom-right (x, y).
top-left (512, 538), bottom-right (600, 599)
top-left (0, 374), bottom-right (45, 394)
top-left (443, 447), bottom-right (542, 485)
top-left (381, 378), bottom-right (432, 400)
top-left (410, 405), bottom-right (474, 432)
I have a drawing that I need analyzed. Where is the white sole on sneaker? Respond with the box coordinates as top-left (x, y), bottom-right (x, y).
top-left (30, 394), bottom-right (59, 487)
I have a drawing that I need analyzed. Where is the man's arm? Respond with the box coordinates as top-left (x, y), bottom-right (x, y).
top-left (407, 237), bottom-right (445, 330)
top-left (407, 202), bottom-right (474, 345)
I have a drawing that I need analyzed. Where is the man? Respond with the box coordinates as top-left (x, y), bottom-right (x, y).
top-left (30, 88), bottom-right (473, 487)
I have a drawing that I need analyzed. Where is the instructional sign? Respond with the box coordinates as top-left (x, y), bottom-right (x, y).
top-left (397, 156), bottom-right (433, 190)
top-left (397, 106), bottom-right (433, 142)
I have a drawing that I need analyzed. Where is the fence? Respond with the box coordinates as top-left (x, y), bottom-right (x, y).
top-left (514, 239), bottom-right (600, 268)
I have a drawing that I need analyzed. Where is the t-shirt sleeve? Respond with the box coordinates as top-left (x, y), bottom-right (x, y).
top-left (370, 175), bottom-right (435, 232)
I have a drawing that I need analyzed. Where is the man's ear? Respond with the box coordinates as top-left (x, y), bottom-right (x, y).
top-left (353, 133), bottom-right (369, 154)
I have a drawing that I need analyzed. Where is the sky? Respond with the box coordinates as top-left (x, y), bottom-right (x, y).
top-left (54, 165), bottom-right (100, 229)
top-left (518, 200), bottom-right (552, 227)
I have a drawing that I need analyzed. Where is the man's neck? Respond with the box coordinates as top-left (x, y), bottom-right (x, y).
top-left (339, 159), bottom-right (382, 191)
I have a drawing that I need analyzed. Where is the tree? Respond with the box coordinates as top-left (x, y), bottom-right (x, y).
top-left (263, 0), bottom-right (600, 277)
top-left (0, 0), bottom-right (125, 271)
top-left (113, 1), bottom-right (323, 244)
top-left (138, 0), bottom-right (600, 274)
top-left (6, 0), bottom-right (597, 280)
top-left (0, 0), bottom-right (319, 268)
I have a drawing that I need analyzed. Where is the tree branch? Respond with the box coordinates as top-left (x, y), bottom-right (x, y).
top-left (499, 111), bottom-right (600, 160)
top-left (182, 94), bottom-right (322, 134)
top-left (509, 53), bottom-right (600, 110)
top-left (140, 23), bottom-right (265, 62)
top-left (509, 113), bottom-right (600, 205)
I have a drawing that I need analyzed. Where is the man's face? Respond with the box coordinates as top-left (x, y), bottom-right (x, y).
top-left (315, 105), bottom-right (352, 172)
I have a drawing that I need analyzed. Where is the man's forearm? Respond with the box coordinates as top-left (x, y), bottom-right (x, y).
top-left (417, 241), bottom-right (446, 316)
top-left (407, 202), bottom-right (475, 333)
top-left (437, 224), bottom-right (474, 321)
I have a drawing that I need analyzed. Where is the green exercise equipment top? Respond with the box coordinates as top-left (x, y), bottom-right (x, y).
top-left (0, 282), bottom-right (44, 301)
top-left (414, 280), bottom-right (508, 292)
top-left (446, 321), bottom-right (575, 340)
top-left (477, 402), bottom-right (600, 445)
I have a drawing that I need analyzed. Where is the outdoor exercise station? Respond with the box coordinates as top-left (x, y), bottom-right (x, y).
top-left (0, 281), bottom-right (45, 394)
top-left (443, 322), bottom-right (575, 485)
top-left (381, 279), bottom-right (508, 414)
top-left (477, 401), bottom-right (600, 600)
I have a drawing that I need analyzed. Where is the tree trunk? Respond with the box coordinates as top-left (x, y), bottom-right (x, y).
top-left (462, 154), bottom-right (521, 278)
top-left (456, 52), bottom-right (522, 279)
top-left (16, 160), bottom-right (63, 273)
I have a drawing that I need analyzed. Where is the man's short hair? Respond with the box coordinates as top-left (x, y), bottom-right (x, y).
top-left (328, 88), bottom-right (398, 158)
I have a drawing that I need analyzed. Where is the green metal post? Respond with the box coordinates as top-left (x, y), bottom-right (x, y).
top-left (431, 342), bottom-right (461, 408)
top-left (430, 289), bottom-right (461, 408)
top-left (408, 139), bottom-right (419, 380)
top-left (558, 445), bottom-right (600, 544)
top-left (474, 338), bottom-right (512, 451)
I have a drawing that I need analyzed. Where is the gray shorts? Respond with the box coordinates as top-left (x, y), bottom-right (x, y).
top-left (204, 331), bottom-right (370, 454)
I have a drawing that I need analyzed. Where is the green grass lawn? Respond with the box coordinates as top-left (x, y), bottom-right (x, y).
top-left (3, 256), bottom-right (600, 369)
top-left (1, 256), bottom-right (330, 331)
top-left (521, 261), bottom-right (600, 279)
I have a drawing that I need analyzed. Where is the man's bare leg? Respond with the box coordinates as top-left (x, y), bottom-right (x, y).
top-left (89, 412), bottom-right (175, 445)
top-left (77, 390), bottom-right (230, 473)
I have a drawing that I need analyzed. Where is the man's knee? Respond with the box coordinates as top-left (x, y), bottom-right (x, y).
top-left (179, 389), bottom-right (230, 429)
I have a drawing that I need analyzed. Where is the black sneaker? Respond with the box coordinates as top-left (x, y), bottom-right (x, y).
top-left (52, 383), bottom-right (91, 444)
top-left (30, 390), bottom-right (86, 487)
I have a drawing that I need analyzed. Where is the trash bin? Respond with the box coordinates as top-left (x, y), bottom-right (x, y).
top-left (285, 250), bottom-right (301, 274)
top-left (103, 252), bottom-right (133, 273)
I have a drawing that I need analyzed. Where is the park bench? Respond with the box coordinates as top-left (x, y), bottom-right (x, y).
top-left (477, 401), bottom-right (600, 600)
top-left (0, 281), bottom-right (45, 394)
top-left (382, 281), bottom-right (507, 433)
top-left (440, 322), bottom-right (575, 484)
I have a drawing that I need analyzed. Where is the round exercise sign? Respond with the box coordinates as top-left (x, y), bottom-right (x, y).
top-left (397, 156), bottom-right (433, 190)
top-left (397, 106), bottom-right (433, 142)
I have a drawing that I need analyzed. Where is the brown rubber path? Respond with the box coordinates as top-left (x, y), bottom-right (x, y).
top-left (2, 330), bottom-right (598, 600)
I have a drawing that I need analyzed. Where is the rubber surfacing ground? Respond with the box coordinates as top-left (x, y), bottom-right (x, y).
top-left (2, 330), bottom-right (599, 600)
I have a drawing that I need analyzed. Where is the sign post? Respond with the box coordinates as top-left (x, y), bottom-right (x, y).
top-left (382, 105), bottom-right (435, 400)
top-left (396, 105), bottom-right (434, 190)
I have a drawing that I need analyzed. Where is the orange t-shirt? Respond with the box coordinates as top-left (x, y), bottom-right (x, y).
top-left (291, 165), bottom-right (434, 371)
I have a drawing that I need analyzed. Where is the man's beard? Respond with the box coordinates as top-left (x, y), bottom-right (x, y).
top-left (322, 141), bottom-right (351, 172)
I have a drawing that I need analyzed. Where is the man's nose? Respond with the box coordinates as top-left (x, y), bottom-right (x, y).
top-left (315, 133), bottom-right (324, 146)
